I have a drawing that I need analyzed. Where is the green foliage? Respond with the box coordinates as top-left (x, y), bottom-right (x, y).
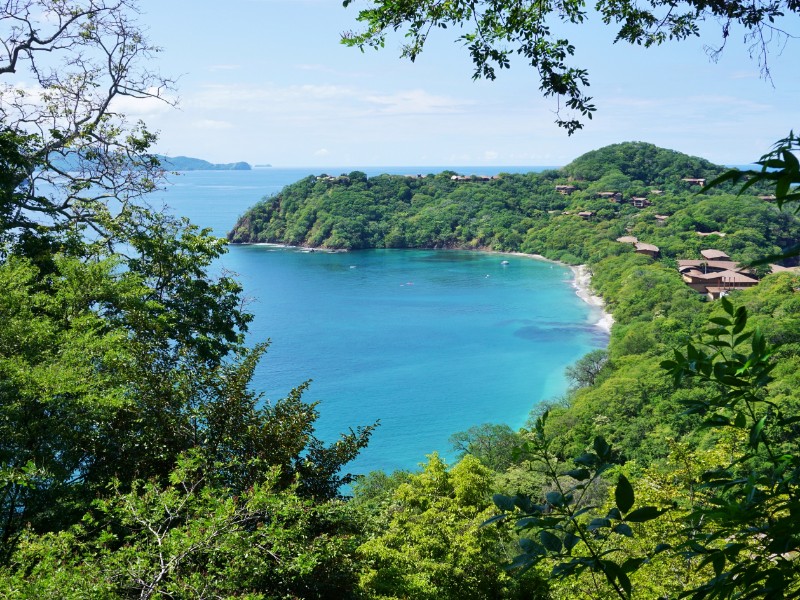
top-left (705, 131), bottom-right (800, 263)
top-left (2, 454), bottom-right (365, 599)
top-left (358, 454), bottom-right (549, 599)
top-left (660, 297), bottom-right (800, 598)
top-left (563, 142), bottom-right (721, 187)
top-left (449, 423), bottom-right (522, 472)
top-left (492, 415), bottom-right (668, 599)
top-left (490, 299), bottom-right (800, 598)
top-left (0, 5), bottom-right (377, 592)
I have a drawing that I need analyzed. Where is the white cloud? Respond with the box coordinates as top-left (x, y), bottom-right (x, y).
top-left (110, 87), bottom-right (176, 117)
top-left (192, 119), bottom-right (233, 130)
top-left (314, 148), bottom-right (330, 156)
top-left (363, 89), bottom-right (471, 115)
top-left (184, 82), bottom-right (358, 113)
top-left (483, 150), bottom-right (499, 160)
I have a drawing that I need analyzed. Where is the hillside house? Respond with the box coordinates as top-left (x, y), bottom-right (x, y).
top-left (578, 211), bottom-right (594, 219)
top-left (616, 236), bottom-right (638, 244)
top-left (555, 185), bottom-right (577, 195)
top-left (681, 178), bottom-right (707, 186)
top-left (597, 191), bottom-right (623, 202)
top-left (654, 214), bottom-right (669, 223)
top-left (696, 231), bottom-right (726, 237)
top-left (677, 250), bottom-right (759, 299)
top-left (700, 249), bottom-right (730, 261)
top-left (450, 175), bottom-right (499, 182)
top-left (631, 197), bottom-right (651, 208)
top-left (634, 242), bottom-right (660, 258)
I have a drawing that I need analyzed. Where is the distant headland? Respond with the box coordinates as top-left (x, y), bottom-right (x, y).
top-left (160, 155), bottom-right (252, 171)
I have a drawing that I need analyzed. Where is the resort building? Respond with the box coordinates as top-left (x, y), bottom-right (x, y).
top-left (634, 242), bottom-right (660, 258)
top-left (677, 249), bottom-right (759, 299)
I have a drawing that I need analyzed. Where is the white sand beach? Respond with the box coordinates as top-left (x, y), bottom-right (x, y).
top-left (569, 264), bottom-right (614, 333)
top-left (488, 250), bottom-right (614, 334)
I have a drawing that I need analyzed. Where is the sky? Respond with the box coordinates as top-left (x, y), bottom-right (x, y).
top-left (133, 0), bottom-right (800, 167)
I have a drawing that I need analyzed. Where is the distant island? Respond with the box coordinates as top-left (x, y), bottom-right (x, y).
top-left (160, 155), bottom-right (251, 171)
top-left (47, 152), bottom-right (251, 172)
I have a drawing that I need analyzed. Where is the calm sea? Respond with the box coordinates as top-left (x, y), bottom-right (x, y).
top-left (149, 167), bottom-right (607, 474)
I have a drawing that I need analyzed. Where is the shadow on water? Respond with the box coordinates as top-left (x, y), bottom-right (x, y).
top-left (514, 322), bottom-right (609, 344)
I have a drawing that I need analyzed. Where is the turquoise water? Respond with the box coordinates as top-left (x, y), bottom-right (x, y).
top-left (150, 168), bottom-right (607, 474)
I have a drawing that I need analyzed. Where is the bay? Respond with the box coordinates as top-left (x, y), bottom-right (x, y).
top-left (149, 167), bottom-right (607, 474)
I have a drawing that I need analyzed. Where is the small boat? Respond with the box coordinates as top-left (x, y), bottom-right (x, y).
top-left (501, 260), bottom-right (509, 265)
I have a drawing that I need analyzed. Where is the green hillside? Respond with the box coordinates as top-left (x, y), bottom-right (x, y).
top-left (227, 142), bottom-right (787, 266)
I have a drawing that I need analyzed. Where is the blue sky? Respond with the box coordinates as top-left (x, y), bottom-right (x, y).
top-left (134, 0), bottom-right (799, 167)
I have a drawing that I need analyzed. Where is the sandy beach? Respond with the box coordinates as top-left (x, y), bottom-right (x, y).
top-left (569, 264), bottom-right (614, 333)
top-left (488, 250), bottom-right (614, 334)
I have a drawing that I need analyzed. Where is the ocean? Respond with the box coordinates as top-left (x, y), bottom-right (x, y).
top-left (148, 167), bottom-right (608, 474)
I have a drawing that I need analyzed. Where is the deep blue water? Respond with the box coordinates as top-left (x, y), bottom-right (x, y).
top-left (148, 167), bottom-right (607, 474)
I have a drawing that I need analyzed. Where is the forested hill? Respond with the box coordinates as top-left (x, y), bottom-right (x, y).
top-left (227, 141), bottom-right (787, 264)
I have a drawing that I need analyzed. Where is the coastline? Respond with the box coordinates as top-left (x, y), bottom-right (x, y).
top-left (569, 264), bottom-right (614, 333)
top-left (486, 250), bottom-right (614, 334)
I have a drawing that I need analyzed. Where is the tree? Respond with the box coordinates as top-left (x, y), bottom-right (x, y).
top-left (1, 453), bottom-right (368, 598)
top-left (0, 0), bottom-right (377, 564)
top-left (0, 0), bottom-right (173, 249)
top-left (342, 0), bottom-right (794, 133)
top-left (449, 423), bottom-right (522, 472)
top-left (357, 454), bottom-right (548, 599)
top-left (564, 349), bottom-right (609, 389)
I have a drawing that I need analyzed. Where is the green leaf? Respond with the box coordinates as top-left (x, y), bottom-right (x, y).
top-left (574, 453), bottom-right (597, 467)
top-left (749, 415), bottom-right (767, 448)
top-left (621, 557), bottom-right (645, 573)
top-left (481, 514), bottom-right (507, 527)
top-left (615, 474), bottom-right (635, 514)
top-left (702, 414), bottom-right (731, 428)
top-left (593, 436), bottom-right (611, 460)
top-left (712, 552), bottom-right (726, 577)
top-left (493, 493), bottom-right (517, 512)
top-left (720, 295), bottom-right (734, 315)
top-left (540, 530), bottom-right (563, 553)
top-left (515, 517), bottom-right (540, 529)
top-left (612, 523), bottom-right (634, 537)
top-left (563, 532), bottom-right (581, 551)
top-left (617, 570), bottom-right (632, 597)
top-left (734, 411), bottom-right (747, 428)
top-left (563, 468), bottom-right (591, 481)
top-left (624, 506), bottom-right (666, 522)
top-left (587, 517), bottom-right (611, 530)
top-left (709, 317), bottom-right (732, 326)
